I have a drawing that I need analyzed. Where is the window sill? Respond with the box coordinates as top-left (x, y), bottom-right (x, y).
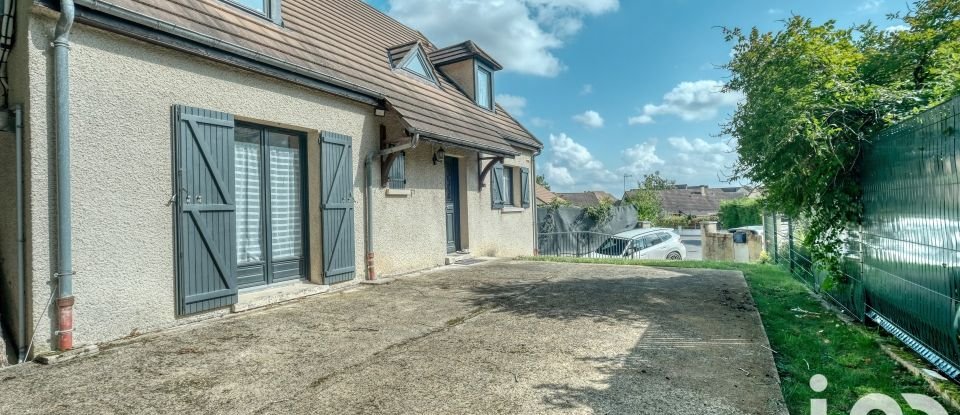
top-left (501, 206), bottom-right (524, 213)
top-left (386, 189), bottom-right (411, 197)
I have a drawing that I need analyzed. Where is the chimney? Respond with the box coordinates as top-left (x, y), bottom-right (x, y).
top-left (700, 186), bottom-right (707, 196)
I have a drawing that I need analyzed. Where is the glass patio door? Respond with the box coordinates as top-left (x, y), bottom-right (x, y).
top-left (235, 124), bottom-right (306, 289)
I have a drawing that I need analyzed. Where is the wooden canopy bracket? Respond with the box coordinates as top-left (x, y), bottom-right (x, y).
top-left (478, 156), bottom-right (503, 188)
top-left (379, 124), bottom-right (419, 187)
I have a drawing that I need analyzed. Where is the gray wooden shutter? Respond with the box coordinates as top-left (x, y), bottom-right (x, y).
top-left (173, 105), bottom-right (238, 315)
top-left (321, 131), bottom-right (356, 284)
top-left (491, 162), bottom-right (504, 209)
top-left (520, 167), bottom-right (530, 208)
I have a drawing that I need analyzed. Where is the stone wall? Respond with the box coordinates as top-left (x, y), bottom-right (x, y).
top-left (701, 222), bottom-right (763, 263)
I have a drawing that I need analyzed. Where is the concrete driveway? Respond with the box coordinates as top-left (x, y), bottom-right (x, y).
top-left (0, 260), bottom-right (785, 414)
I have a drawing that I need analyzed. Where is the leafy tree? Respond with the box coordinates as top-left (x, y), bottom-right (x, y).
top-left (623, 171), bottom-right (675, 222)
top-left (722, 0), bottom-right (960, 278)
top-left (535, 175), bottom-right (551, 190)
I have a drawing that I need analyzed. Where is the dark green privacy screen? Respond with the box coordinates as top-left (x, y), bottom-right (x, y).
top-left (766, 96), bottom-right (960, 378)
top-left (859, 96), bottom-right (960, 377)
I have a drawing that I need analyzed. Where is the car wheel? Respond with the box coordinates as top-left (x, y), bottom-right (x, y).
top-left (666, 251), bottom-right (682, 260)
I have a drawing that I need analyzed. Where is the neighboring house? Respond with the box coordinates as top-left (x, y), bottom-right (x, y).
top-left (0, 0), bottom-right (541, 358)
top-left (535, 184), bottom-right (562, 205)
top-left (622, 185), bottom-right (753, 217)
top-left (554, 191), bottom-right (618, 208)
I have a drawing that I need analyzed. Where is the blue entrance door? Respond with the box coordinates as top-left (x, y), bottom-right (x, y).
top-left (444, 157), bottom-right (461, 254)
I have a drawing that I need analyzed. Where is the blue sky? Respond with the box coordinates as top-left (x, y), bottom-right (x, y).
top-left (366, 0), bottom-right (909, 196)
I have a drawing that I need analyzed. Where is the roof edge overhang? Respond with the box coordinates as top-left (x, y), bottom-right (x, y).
top-left (45, 0), bottom-right (385, 107)
top-left (500, 134), bottom-right (541, 152)
top-left (407, 127), bottom-right (520, 158)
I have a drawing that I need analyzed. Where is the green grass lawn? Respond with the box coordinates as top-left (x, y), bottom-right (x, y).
top-left (520, 256), bottom-right (956, 414)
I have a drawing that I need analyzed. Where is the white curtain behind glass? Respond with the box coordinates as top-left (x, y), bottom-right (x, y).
top-left (270, 142), bottom-right (302, 260)
top-left (235, 140), bottom-right (263, 264)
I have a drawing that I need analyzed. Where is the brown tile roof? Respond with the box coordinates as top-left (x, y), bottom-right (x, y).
top-left (623, 186), bottom-right (752, 216)
top-left (74, 0), bottom-right (541, 155)
top-left (554, 191), bottom-right (618, 208)
top-left (535, 184), bottom-right (560, 204)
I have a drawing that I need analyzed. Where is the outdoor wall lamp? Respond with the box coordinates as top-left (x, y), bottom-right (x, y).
top-left (433, 148), bottom-right (446, 165)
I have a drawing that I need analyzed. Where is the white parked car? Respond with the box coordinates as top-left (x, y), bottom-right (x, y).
top-left (591, 228), bottom-right (686, 260)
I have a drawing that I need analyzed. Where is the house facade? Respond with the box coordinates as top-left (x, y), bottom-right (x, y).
top-left (0, 0), bottom-right (541, 359)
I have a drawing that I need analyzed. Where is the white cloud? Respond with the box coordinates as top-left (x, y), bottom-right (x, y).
top-left (529, 117), bottom-right (552, 128)
top-left (543, 133), bottom-right (617, 191)
top-left (580, 84), bottom-right (593, 95)
top-left (496, 94), bottom-right (527, 116)
top-left (667, 136), bottom-right (730, 153)
top-left (767, 8), bottom-right (783, 14)
top-left (542, 162), bottom-right (574, 187)
top-left (884, 24), bottom-right (909, 33)
top-left (858, 0), bottom-right (883, 12)
top-left (627, 114), bottom-right (654, 125)
top-left (385, 0), bottom-right (619, 77)
top-left (617, 142), bottom-right (665, 177)
top-left (660, 136), bottom-right (737, 184)
top-left (628, 80), bottom-right (742, 125)
top-left (541, 133), bottom-right (738, 193)
top-left (573, 110), bottom-right (604, 128)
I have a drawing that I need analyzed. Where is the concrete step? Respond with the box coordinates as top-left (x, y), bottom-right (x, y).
top-left (445, 252), bottom-right (472, 265)
top-left (232, 282), bottom-right (330, 313)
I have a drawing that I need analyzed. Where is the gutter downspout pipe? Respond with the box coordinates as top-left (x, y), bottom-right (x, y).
top-left (13, 105), bottom-right (26, 362)
top-left (363, 151), bottom-right (376, 281)
top-left (53, 0), bottom-right (75, 352)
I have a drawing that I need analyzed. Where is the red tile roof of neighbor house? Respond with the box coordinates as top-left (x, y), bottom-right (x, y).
top-left (535, 184), bottom-right (561, 205)
top-left (70, 0), bottom-right (541, 156)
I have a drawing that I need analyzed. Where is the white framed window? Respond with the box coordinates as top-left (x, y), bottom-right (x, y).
top-left (475, 63), bottom-right (493, 110)
top-left (387, 152), bottom-right (407, 189)
top-left (398, 48), bottom-right (438, 85)
top-left (502, 166), bottom-right (514, 206)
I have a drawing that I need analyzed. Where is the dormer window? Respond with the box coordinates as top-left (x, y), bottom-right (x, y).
top-left (475, 63), bottom-right (493, 110)
top-left (429, 41), bottom-right (502, 111)
top-left (225, 0), bottom-right (282, 24)
top-left (398, 47), bottom-right (438, 84)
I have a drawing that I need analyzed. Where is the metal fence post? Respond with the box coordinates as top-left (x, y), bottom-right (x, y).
top-left (771, 214), bottom-right (778, 263)
top-left (787, 217), bottom-right (794, 274)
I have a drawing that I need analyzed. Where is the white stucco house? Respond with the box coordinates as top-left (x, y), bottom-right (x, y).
top-left (0, 0), bottom-right (541, 360)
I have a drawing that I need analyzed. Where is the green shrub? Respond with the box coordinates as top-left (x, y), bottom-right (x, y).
top-left (719, 198), bottom-right (762, 228)
top-left (584, 197), bottom-right (614, 224)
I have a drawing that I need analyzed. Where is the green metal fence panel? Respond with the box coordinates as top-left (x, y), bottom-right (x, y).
top-left (858, 96), bottom-right (960, 376)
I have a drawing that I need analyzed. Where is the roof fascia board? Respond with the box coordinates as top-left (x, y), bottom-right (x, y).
top-left (48, 0), bottom-right (383, 107)
top-left (409, 128), bottom-right (519, 157)
top-left (499, 134), bottom-right (541, 152)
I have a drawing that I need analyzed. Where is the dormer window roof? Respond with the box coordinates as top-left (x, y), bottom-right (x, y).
top-left (429, 41), bottom-right (503, 71)
top-left (388, 41), bottom-right (438, 85)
